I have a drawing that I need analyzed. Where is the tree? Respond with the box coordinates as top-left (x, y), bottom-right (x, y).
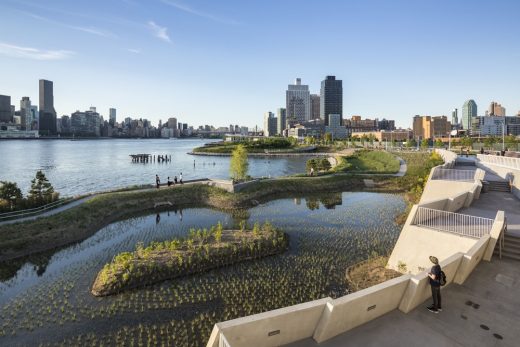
top-left (460, 136), bottom-right (473, 147)
top-left (28, 170), bottom-right (57, 206)
top-left (324, 132), bottom-right (332, 144)
top-left (483, 137), bottom-right (495, 149)
top-left (0, 181), bottom-right (23, 210)
top-left (420, 139), bottom-right (429, 149)
top-left (434, 139), bottom-right (443, 148)
top-left (306, 158), bottom-right (318, 173)
top-left (229, 144), bottom-right (249, 181)
top-left (320, 158), bottom-right (332, 171)
top-left (405, 139), bottom-right (417, 148)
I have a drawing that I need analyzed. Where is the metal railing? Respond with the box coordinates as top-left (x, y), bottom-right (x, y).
top-left (431, 168), bottom-right (476, 182)
top-left (219, 333), bottom-right (232, 347)
top-left (412, 207), bottom-right (494, 239)
top-left (0, 198), bottom-right (73, 221)
top-left (477, 154), bottom-right (520, 170)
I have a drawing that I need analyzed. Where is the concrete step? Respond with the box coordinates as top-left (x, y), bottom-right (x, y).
top-left (455, 161), bottom-right (476, 166)
top-left (487, 181), bottom-right (511, 192)
top-left (494, 249), bottom-right (520, 261)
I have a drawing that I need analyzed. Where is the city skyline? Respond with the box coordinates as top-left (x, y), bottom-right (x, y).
top-left (1, 0), bottom-right (520, 128)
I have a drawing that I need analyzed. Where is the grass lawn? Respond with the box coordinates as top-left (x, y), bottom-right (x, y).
top-left (336, 150), bottom-right (400, 174)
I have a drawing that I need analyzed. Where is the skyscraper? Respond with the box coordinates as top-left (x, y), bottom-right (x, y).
top-left (320, 76), bottom-right (343, 126)
top-left (451, 108), bottom-right (458, 126)
top-left (39, 79), bottom-right (57, 135)
top-left (286, 78), bottom-right (310, 123)
top-left (461, 100), bottom-right (477, 131)
top-left (167, 117), bottom-right (177, 129)
top-left (488, 101), bottom-right (506, 117)
top-left (276, 108), bottom-right (286, 135)
top-left (0, 95), bottom-right (12, 123)
top-left (263, 111), bottom-right (277, 137)
top-left (310, 94), bottom-right (320, 120)
top-left (20, 97), bottom-right (32, 130)
top-left (109, 108), bottom-right (117, 126)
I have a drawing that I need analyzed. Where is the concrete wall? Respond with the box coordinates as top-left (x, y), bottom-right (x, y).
top-left (313, 275), bottom-right (411, 343)
top-left (483, 211), bottom-right (505, 261)
top-left (206, 298), bottom-right (332, 347)
top-left (453, 235), bottom-right (490, 284)
top-left (475, 157), bottom-right (519, 199)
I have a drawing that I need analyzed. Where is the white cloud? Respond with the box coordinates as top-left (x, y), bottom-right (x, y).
top-left (148, 21), bottom-right (171, 43)
top-left (0, 42), bottom-right (75, 60)
top-left (160, 0), bottom-right (239, 25)
top-left (70, 26), bottom-right (116, 38)
top-left (127, 48), bottom-right (141, 54)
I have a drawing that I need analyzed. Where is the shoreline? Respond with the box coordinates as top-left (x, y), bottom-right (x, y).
top-left (188, 151), bottom-right (334, 157)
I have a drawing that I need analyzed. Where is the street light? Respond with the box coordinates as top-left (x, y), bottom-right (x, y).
top-left (501, 119), bottom-right (505, 152)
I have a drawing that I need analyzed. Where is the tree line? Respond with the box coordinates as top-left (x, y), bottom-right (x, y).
top-left (0, 171), bottom-right (59, 212)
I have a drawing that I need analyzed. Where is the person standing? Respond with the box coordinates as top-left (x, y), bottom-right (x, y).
top-left (155, 174), bottom-right (160, 189)
top-left (427, 256), bottom-right (442, 313)
top-left (180, 172), bottom-right (183, 184)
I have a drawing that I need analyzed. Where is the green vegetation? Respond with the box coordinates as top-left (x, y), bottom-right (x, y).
top-left (305, 157), bottom-right (332, 174)
top-left (92, 222), bottom-right (289, 296)
top-left (229, 144), bottom-right (249, 181)
top-left (335, 150), bottom-right (400, 174)
top-left (0, 171), bottom-right (59, 212)
top-left (346, 256), bottom-right (402, 292)
top-left (193, 137), bottom-right (296, 154)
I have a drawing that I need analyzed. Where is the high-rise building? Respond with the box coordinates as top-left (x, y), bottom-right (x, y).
top-left (167, 117), bottom-right (177, 130)
top-left (276, 108), bottom-right (286, 135)
top-left (320, 76), bottom-right (342, 126)
top-left (20, 97), bottom-right (32, 130)
top-left (30, 105), bottom-right (39, 130)
top-left (263, 111), bottom-right (277, 137)
top-left (488, 101), bottom-right (506, 117)
top-left (413, 115), bottom-right (451, 140)
top-left (451, 108), bottom-right (458, 127)
top-left (39, 79), bottom-right (57, 135)
top-left (310, 94), bottom-right (320, 120)
top-left (325, 114), bottom-right (347, 139)
top-left (109, 108), bottom-right (116, 126)
top-left (0, 95), bottom-right (12, 123)
top-left (461, 99), bottom-right (477, 131)
top-left (286, 78), bottom-right (310, 123)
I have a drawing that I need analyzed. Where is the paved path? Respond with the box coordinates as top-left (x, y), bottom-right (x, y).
top-left (285, 258), bottom-right (520, 347)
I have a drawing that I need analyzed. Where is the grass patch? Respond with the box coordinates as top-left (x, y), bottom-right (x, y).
top-left (335, 150), bottom-right (400, 174)
top-left (346, 256), bottom-right (402, 292)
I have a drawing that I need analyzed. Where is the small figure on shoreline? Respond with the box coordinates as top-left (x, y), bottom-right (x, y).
top-left (167, 177), bottom-right (172, 187)
top-left (155, 174), bottom-right (160, 189)
top-left (180, 172), bottom-right (183, 184)
top-left (174, 176), bottom-right (178, 184)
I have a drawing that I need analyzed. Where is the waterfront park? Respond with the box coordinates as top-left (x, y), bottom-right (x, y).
top-left (0, 139), bottom-right (465, 346)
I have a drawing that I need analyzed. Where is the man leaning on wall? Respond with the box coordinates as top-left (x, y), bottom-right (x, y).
top-left (427, 256), bottom-right (442, 313)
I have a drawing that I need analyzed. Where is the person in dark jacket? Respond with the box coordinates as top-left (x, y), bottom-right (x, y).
top-left (427, 256), bottom-right (442, 313)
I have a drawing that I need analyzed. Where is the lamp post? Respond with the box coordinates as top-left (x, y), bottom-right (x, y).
top-left (502, 119), bottom-right (505, 152)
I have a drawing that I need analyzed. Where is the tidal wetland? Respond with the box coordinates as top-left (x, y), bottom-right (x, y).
top-left (0, 192), bottom-right (405, 346)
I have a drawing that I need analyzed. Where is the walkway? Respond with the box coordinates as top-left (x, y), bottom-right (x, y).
top-left (285, 257), bottom-right (520, 347)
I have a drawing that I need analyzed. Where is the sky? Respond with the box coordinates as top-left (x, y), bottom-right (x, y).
top-left (0, 0), bottom-right (519, 129)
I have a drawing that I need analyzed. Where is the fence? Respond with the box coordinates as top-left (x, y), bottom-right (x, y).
top-left (219, 333), bottom-right (231, 347)
top-left (430, 168), bottom-right (476, 182)
top-left (412, 207), bottom-right (494, 239)
top-left (477, 154), bottom-right (520, 169)
top-left (0, 198), bottom-right (73, 221)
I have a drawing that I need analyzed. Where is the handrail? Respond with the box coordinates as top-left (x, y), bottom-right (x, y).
top-left (412, 207), bottom-right (494, 239)
top-left (219, 333), bottom-right (232, 347)
top-left (477, 153), bottom-right (520, 170)
top-left (0, 198), bottom-right (73, 221)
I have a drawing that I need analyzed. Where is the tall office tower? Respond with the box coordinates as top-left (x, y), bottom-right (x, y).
top-left (39, 79), bottom-right (57, 135)
top-left (276, 108), bottom-right (286, 135)
top-left (20, 97), bottom-right (32, 130)
top-left (167, 117), bottom-right (177, 129)
top-left (109, 108), bottom-right (116, 126)
top-left (263, 111), bottom-right (277, 137)
top-left (451, 108), bottom-right (458, 126)
top-left (30, 105), bottom-right (39, 130)
top-left (488, 101), bottom-right (506, 117)
top-left (0, 95), bottom-right (12, 123)
top-left (310, 94), bottom-right (320, 120)
top-left (320, 76), bottom-right (343, 126)
top-left (286, 78), bottom-right (310, 123)
top-left (461, 99), bottom-right (477, 131)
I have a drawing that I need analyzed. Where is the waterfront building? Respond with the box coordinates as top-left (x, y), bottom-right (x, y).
top-left (20, 97), bottom-right (33, 130)
top-left (30, 105), bottom-right (39, 130)
top-left (320, 76), bottom-right (342, 126)
top-left (462, 99), bottom-right (477, 131)
top-left (286, 78), bottom-right (310, 123)
top-left (167, 117), bottom-right (177, 130)
top-left (276, 108), bottom-right (286, 135)
top-left (377, 118), bottom-right (395, 131)
top-left (0, 95), bottom-right (12, 123)
top-left (109, 108), bottom-right (116, 126)
top-left (263, 111), bottom-right (277, 137)
top-left (71, 109), bottom-right (101, 136)
top-left (325, 114), bottom-right (347, 139)
top-left (310, 94), bottom-right (320, 120)
top-left (39, 79), bottom-right (57, 135)
top-left (488, 101), bottom-right (506, 116)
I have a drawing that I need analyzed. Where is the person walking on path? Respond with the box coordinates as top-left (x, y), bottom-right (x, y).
top-left (427, 256), bottom-right (442, 313)
top-left (174, 176), bottom-right (178, 184)
top-left (155, 174), bottom-right (160, 189)
top-left (180, 172), bottom-right (183, 184)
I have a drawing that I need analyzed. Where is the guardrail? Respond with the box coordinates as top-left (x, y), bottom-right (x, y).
top-left (431, 168), bottom-right (476, 181)
top-left (477, 154), bottom-right (520, 169)
top-left (412, 207), bottom-right (494, 239)
top-left (0, 198), bottom-right (73, 221)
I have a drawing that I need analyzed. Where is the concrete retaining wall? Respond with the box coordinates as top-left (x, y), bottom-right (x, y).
top-left (454, 235), bottom-right (490, 284)
top-left (475, 159), bottom-right (519, 199)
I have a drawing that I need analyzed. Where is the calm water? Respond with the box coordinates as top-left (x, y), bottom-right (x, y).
top-left (0, 139), bottom-right (308, 196)
top-left (0, 192), bottom-right (406, 346)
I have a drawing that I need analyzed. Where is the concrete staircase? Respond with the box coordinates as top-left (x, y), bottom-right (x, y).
top-left (455, 159), bottom-right (476, 167)
top-left (494, 233), bottom-right (520, 261)
top-left (487, 180), bottom-right (511, 192)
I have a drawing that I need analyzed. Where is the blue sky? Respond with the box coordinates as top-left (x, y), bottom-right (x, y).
top-left (0, 0), bottom-right (519, 129)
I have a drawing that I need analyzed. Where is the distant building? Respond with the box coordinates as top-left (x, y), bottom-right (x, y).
top-left (462, 99), bottom-right (477, 131)
top-left (354, 130), bottom-right (412, 142)
top-left (286, 78), bottom-right (310, 123)
top-left (345, 115), bottom-right (378, 133)
top-left (167, 117), bottom-right (177, 131)
top-left (263, 111), bottom-right (277, 137)
top-left (39, 79), bottom-right (57, 135)
top-left (30, 105), bottom-right (39, 130)
top-left (320, 76), bottom-right (342, 126)
top-left (109, 108), bottom-right (116, 126)
top-left (71, 109), bottom-right (101, 136)
top-left (471, 116), bottom-right (520, 136)
top-left (276, 108), bottom-right (286, 135)
top-left (0, 95), bottom-right (12, 123)
top-left (310, 94), bottom-right (320, 120)
top-left (325, 114), bottom-right (347, 139)
top-left (413, 115), bottom-right (451, 140)
top-left (288, 119), bottom-right (325, 140)
top-left (451, 108), bottom-right (458, 129)
top-left (488, 101), bottom-right (506, 117)
top-left (377, 118), bottom-right (395, 131)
